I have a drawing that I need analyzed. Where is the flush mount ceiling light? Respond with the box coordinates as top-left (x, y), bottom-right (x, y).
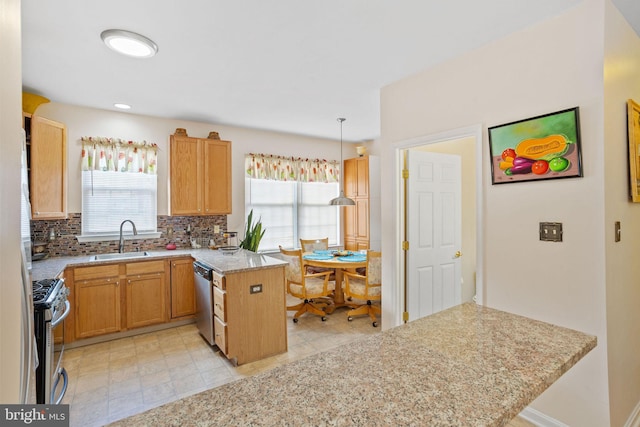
top-left (114, 103), bottom-right (131, 110)
top-left (100, 29), bottom-right (158, 58)
top-left (329, 118), bottom-right (356, 206)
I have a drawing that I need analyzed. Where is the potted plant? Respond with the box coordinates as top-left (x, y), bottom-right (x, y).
top-left (239, 209), bottom-right (265, 252)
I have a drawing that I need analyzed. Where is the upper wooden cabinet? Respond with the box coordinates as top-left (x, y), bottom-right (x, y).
top-left (27, 114), bottom-right (67, 220)
top-left (169, 134), bottom-right (232, 215)
top-left (344, 157), bottom-right (369, 198)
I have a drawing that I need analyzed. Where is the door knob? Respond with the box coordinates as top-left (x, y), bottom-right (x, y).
top-left (454, 251), bottom-right (462, 258)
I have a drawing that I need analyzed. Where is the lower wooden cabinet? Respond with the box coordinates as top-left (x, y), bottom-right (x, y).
top-left (125, 260), bottom-right (167, 329)
top-left (75, 276), bottom-right (121, 339)
top-left (170, 257), bottom-right (196, 319)
top-left (344, 198), bottom-right (369, 250)
top-left (213, 266), bottom-right (287, 365)
top-left (213, 315), bottom-right (228, 355)
top-left (67, 259), bottom-right (171, 341)
top-left (73, 264), bottom-right (122, 339)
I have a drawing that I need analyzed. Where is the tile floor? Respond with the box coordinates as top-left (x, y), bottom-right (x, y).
top-left (61, 297), bottom-right (534, 427)
top-left (62, 297), bottom-right (382, 426)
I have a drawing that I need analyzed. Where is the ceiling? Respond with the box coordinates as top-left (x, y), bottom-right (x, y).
top-left (21, 0), bottom-right (639, 142)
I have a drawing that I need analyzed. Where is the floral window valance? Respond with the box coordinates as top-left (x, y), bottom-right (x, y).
top-left (81, 136), bottom-right (158, 175)
top-left (245, 153), bottom-right (340, 183)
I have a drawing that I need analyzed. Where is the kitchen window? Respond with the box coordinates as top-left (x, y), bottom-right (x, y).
top-left (81, 170), bottom-right (157, 237)
top-left (244, 153), bottom-right (341, 251)
top-left (245, 178), bottom-right (339, 251)
top-left (79, 137), bottom-right (160, 241)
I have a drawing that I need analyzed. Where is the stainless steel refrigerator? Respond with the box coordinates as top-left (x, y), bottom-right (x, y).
top-left (19, 128), bottom-right (38, 404)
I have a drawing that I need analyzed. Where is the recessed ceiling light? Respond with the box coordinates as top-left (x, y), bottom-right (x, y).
top-left (100, 29), bottom-right (158, 58)
top-left (114, 103), bottom-right (131, 110)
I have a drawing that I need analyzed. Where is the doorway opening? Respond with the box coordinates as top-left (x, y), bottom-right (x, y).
top-left (391, 125), bottom-right (484, 326)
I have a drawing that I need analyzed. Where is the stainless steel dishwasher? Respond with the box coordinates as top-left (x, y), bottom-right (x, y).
top-left (193, 261), bottom-right (215, 345)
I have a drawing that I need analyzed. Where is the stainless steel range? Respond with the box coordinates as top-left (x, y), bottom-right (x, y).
top-left (33, 277), bottom-right (70, 404)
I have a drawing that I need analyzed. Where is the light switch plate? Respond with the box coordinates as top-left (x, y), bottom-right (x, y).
top-left (540, 222), bottom-right (563, 242)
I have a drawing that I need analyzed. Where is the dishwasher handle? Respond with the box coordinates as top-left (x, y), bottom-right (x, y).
top-left (193, 261), bottom-right (213, 281)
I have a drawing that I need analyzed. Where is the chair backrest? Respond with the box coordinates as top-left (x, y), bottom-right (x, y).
top-left (299, 238), bottom-right (329, 252)
top-left (366, 251), bottom-right (382, 286)
top-left (279, 246), bottom-right (304, 284)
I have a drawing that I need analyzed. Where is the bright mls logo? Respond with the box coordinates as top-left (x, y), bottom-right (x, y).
top-left (1, 405), bottom-right (69, 426)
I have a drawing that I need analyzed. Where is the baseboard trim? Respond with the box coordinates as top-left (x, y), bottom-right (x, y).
top-left (625, 399), bottom-right (640, 427)
top-left (519, 407), bottom-right (569, 427)
top-left (520, 399), bottom-right (640, 427)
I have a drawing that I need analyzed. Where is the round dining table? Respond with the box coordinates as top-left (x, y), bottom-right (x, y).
top-left (302, 252), bottom-right (367, 306)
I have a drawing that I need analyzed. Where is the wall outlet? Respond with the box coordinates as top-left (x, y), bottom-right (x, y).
top-left (539, 222), bottom-right (563, 242)
top-left (250, 284), bottom-right (263, 294)
top-left (214, 225), bottom-right (220, 234)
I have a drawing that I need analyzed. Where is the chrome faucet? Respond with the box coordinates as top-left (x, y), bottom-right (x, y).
top-left (118, 220), bottom-right (138, 253)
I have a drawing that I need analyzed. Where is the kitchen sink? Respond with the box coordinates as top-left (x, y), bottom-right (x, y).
top-left (90, 251), bottom-right (151, 261)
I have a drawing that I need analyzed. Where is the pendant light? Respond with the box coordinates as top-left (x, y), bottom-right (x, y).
top-left (329, 118), bottom-right (356, 206)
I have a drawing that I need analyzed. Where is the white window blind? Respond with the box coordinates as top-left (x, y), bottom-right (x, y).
top-left (245, 178), bottom-right (339, 251)
top-left (82, 170), bottom-right (157, 236)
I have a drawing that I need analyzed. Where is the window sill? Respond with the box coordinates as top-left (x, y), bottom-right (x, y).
top-left (76, 232), bottom-right (162, 243)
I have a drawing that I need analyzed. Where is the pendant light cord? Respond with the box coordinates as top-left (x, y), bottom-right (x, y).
top-left (329, 118), bottom-right (355, 205)
top-left (338, 117), bottom-right (345, 184)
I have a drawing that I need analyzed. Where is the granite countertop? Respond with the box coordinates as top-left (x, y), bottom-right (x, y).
top-left (31, 248), bottom-right (286, 281)
top-left (109, 303), bottom-right (596, 427)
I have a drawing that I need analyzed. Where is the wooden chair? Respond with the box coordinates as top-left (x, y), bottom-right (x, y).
top-left (299, 238), bottom-right (330, 252)
top-left (279, 246), bottom-right (335, 323)
top-left (299, 238), bottom-right (336, 280)
top-left (343, 250), bottom-right (382, 327)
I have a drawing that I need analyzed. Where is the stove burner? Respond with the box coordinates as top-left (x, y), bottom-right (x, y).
top-left (32, 278), bottom-right (63, 306)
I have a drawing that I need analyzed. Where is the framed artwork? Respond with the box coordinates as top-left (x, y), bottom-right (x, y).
top-left (627, 99), bottom-right (640, 202)
top-left (489, 107), bottom-right (583, 184)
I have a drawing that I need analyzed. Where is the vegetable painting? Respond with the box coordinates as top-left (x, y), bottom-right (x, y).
top-left (488, 107), bottom-right (583, 184)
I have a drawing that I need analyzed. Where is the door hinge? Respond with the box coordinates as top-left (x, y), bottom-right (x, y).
top-left (402, 169), bottom-right (409, 179)
top-left (402, 241), bottom-right (409, 251)
top-left (402, 311), bottom-right (409, 323)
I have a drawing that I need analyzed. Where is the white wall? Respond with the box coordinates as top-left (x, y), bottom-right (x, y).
top-left (603, 1), bottom-right (640, 425)
top-left (380, 0), bottom-right (611, 425)
top-left (0, 0), bottom-right (24, 403)
top-left (34, 102), bottom-right (356, 234)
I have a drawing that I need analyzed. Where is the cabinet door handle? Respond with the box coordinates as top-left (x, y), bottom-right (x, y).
top-left (115, 281), bottom-right (119, 287)
top-left (128, 279), bottom-right (131, 285)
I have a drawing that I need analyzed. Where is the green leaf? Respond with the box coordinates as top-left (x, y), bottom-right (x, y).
top-left (240, 209), bottom-right (265, 252)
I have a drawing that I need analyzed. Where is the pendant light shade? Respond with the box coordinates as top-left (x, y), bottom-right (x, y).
top-left (329, 118), bottom-right (356, 206)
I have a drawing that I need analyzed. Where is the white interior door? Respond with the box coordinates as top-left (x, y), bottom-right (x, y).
top-left (406, 150), bottom-right (462, 321)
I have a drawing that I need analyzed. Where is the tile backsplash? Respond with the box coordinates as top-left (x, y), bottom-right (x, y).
top-left (31, 213), bottom-right (229, 257)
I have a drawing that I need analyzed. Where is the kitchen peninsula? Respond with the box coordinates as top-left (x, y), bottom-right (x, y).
top-left (108, 303), bottom-right (596, 427)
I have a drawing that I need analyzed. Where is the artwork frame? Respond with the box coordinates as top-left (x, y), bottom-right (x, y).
top-left (627, 99), bottom-right (640, 202)
top-left (488, 107), bottom-right (583, 185)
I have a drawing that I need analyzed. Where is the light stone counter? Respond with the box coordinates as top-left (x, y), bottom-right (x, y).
top-left (31, 248), bottom-right (286, 281)
top-left (109, 302), bottom-right (596, 427)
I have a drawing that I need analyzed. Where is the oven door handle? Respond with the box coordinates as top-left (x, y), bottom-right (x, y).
top-left (50, 300), bottom-right (70, 328)
top-left (51, 367), bottom-right (68, 404)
